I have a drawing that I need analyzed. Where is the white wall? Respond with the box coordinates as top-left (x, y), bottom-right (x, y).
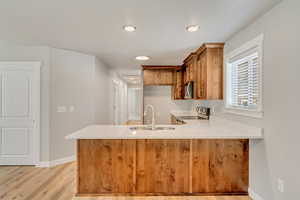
top-left (0, 41), bottom-right (51, 162)
top-left (0, 42), bottom-right (112, 162)
top-left (144, 86), bottom-right (193, 124)
top-left (108, 70), bottom-right (128, 125)
top-left (223, 0), bottom-right (300, 199)
top-left (143, 4), bottom-right (300, 196)
top-left (93, 58), bottom-right (111, 124)
top-left (49, 48), bottom-right (96, 160)
top-left (128, 87), bottom-right (142, 121)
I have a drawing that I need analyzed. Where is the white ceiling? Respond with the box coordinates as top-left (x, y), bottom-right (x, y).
top-left (0, 0), bottom-right (281, 69)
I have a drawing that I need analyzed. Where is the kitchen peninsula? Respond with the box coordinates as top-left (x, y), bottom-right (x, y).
top-left (66, 114), bottom-right (263, 197)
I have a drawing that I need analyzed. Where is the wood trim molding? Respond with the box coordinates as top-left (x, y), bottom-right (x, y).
top-left (76, 192), bottom-right (248, 197)
top-left (183, 53), bottom-right (197, 64)
top-left (195, 43), bottom-right (225, 55)
top-left (142, 65), bottom-right (181, 70)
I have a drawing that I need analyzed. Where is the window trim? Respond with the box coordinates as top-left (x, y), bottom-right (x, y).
top-left (224, 34), bottom-right (264, 118)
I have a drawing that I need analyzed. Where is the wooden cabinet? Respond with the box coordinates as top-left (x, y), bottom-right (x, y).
top-left (183, 68), bottom-right (187, 84)
top-left (181, 43), bottom-right (224, 100)
top-left (183, 53), bottom-right (197, 84)
top-left (142, 65), bottom-right (184, 100)
top-left (77, 139), bottom-right (249, 195)
top-left (77, 140), bottom-right (136, 194)
top-left (172, 69), bottom-right (183, 99)
top-left (196, 50), bottom-right (207, 99)
top-left (194, 44), bottom-right (224, 99)
top-left (143, 69), bottom-right (173, 86)
top-left (191, 139), bottom-right (249, 193)
top-left (141, 43), bottom-right (224, 100)
top-left (136, 140), bottom-right (190, 193)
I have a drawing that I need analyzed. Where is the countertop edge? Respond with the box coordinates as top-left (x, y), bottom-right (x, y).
top-left (65, 114), bottom-right (264, 140)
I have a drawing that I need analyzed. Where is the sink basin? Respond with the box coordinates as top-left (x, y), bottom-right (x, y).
top-left (129, 126), bottom-right (175, 131)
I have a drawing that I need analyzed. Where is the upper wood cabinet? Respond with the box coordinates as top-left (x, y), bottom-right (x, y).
top-left (196, 50), bottom-right (207, 99)
top-left (172, 69), bottom-right (183, 99)
top-left (194, 43), bottom-right (224, 100)
top-left (143, 66), bottom-right (179, 86)
top-left (183, 53), bottom-right (197, 84)
top-left (141, 43), bottom-right (224, 100)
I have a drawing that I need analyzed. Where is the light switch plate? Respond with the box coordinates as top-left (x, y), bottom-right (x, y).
top-left (57, 106), bottom-right (67, 113)
top-left (69, 106), bottom-right (75, 112)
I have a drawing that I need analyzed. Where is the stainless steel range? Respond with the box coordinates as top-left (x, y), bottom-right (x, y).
top-left (173, 106), bottom-right (211, 124)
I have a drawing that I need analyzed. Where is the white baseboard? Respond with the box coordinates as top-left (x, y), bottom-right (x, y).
top-left (249, 188), bottom-right (265, 200)
top-left (36, 155), bottom-right (76, 168)
top-left (36, 161), bottom-right (50, 168)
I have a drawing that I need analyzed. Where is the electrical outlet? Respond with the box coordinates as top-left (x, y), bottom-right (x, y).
top-left (277, 178), bottom-right (284, 193)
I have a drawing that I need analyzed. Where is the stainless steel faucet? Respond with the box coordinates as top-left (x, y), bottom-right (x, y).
top-left (144, 104), bottom-right (155, 130)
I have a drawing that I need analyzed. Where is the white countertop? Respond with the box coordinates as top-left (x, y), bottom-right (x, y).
top-left (66, 112), bottom-right (263, 140)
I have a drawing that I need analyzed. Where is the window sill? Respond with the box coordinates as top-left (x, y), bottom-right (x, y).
top-left (223, 107), bottom-right (263, 119)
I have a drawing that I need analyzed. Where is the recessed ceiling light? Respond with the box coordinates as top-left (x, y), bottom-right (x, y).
top-left (123, 25), bottom-right (136, 32)
top-left (186, 25), bottom-right (199, 32)
top-left (135, 56), bottom-right (150, 61)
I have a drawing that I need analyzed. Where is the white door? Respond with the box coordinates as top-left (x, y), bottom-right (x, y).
top-left (0, 62), bottom-right (40, 165)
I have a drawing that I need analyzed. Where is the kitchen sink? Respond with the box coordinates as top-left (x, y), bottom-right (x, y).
top-left (129, 126), bottom-right (175, 131)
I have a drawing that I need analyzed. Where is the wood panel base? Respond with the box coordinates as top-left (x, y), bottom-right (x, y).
top-left (76, 193), bottom-right (248, 197)
top-left (77, 139), bottom-right (249, 196)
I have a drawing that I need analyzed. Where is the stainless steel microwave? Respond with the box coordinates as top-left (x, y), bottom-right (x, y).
top-left (184, 82), bottom-right (193, 99)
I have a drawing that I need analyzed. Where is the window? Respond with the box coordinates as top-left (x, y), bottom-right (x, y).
top-left (225, 35), bottom-right (263, 118)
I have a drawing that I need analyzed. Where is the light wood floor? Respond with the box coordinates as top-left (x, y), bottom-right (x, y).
top-left (0, 162), bottom-right (251, 200)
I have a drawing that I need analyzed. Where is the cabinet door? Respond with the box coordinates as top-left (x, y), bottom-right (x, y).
top-left (78, 140), bottom-right (136, 194)
top-left (143, 69), bottom-right (173, 85)
top-left (197, 51), bottom-right (207, 99)
top-left (195, 59), bottom-right (200, 98)
top-left (136, 140), bottom-right (190, 194)
top-left (183, 69), bottom-right (187, 84)
top-left (172, 70), bottom-right (183, 100)
top-left (175, 70), bottom-right (183, 99)
top-left (186, 66), bottom-right (190, 82)
top-left (192, 140), bottom-right (249, 193)
top-left (206, 48), bottom-right (224, 99)
top-left (143, 70), bottom-right (155, 85)
top-left (160, 70), bottom-right (173, 85)
top-left (189, 61), bottom-right (194, 81)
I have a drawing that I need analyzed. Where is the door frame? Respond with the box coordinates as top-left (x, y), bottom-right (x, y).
top-left (0, 61), bottom-right (41, 165)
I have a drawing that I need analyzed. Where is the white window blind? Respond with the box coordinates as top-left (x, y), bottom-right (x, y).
top-left (225, 34), bottom-right (263, 117)
top-left (230, 52), bottom-right (260, 110)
